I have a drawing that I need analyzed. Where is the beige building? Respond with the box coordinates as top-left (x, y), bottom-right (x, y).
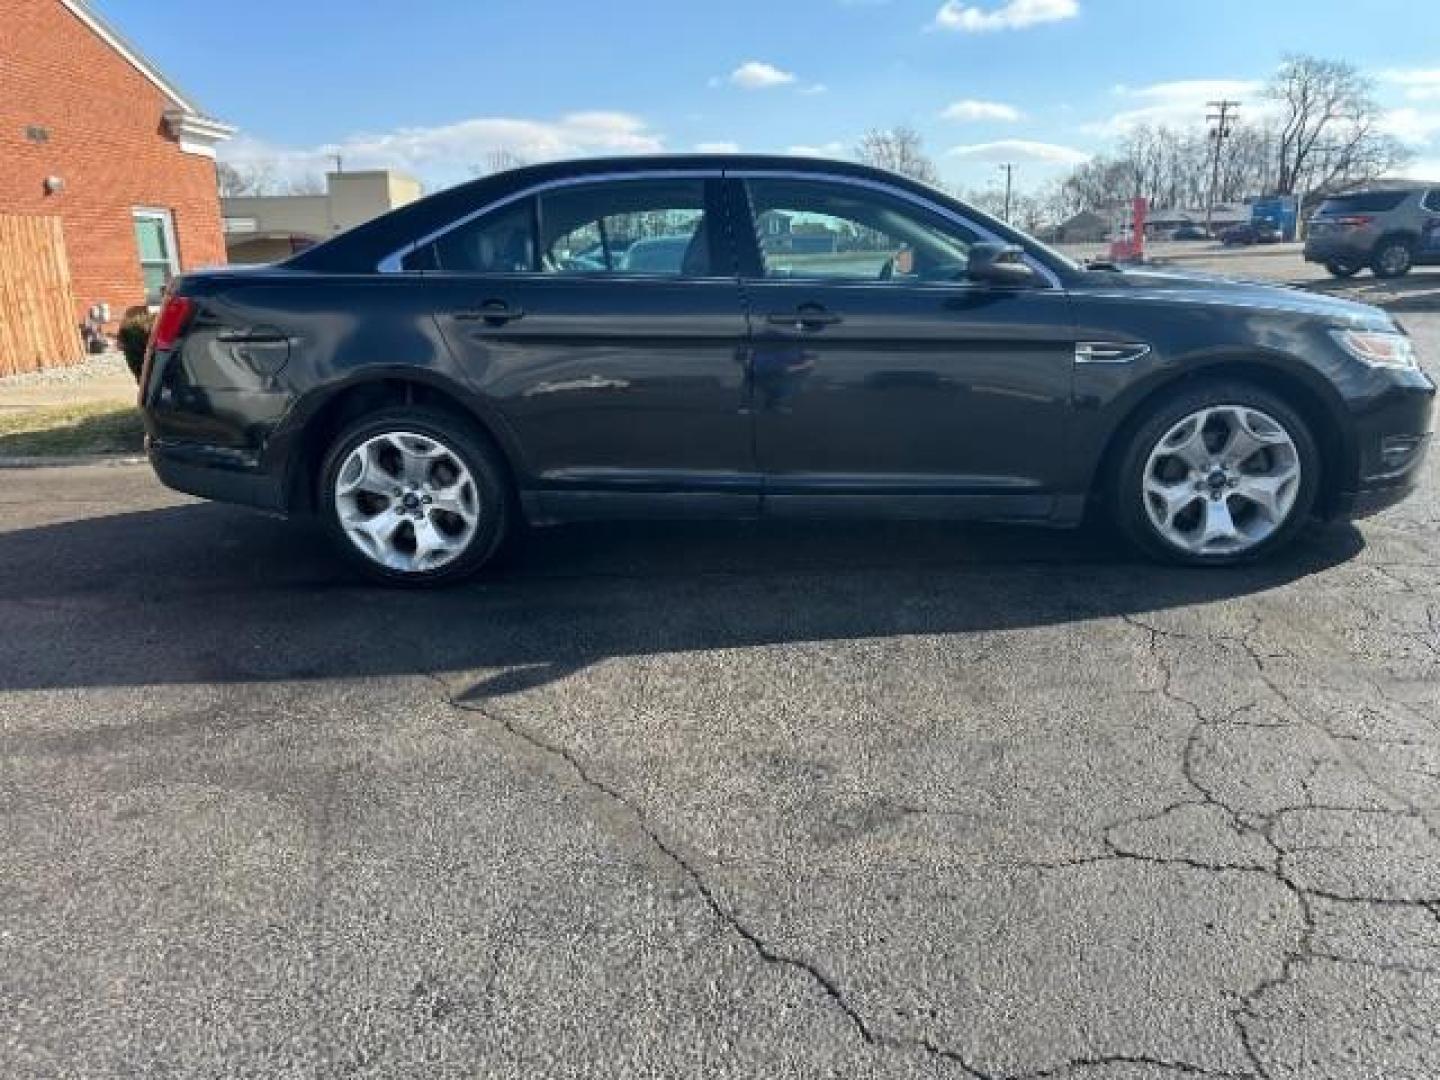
top-left (222, 169), bottom-right (422, 263)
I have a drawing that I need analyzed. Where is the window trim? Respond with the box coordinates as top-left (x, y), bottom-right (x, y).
top-left (132, 206), bottom-right (180, 304)
top-left (378, 167), bottom-right (1061, 289)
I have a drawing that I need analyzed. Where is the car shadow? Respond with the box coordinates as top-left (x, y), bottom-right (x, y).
top-left (0, 502), bottom-right (1367, 695)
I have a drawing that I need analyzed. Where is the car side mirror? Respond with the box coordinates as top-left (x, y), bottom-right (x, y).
top-left (966, 242), bottom-right (1035, 287)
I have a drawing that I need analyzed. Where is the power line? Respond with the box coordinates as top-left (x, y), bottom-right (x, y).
top-left (1204, 100), bottom-right (1240, 233)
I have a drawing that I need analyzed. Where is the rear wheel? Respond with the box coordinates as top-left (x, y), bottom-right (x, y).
top-left (1112, 382), bottom-right (1320, 565)
top-left (1371, 238), bottom-right (1414, 278)
top-left (1325, 260), bottom-right (1361, 279)
top-left (319, 406), bottom-right (511, 585)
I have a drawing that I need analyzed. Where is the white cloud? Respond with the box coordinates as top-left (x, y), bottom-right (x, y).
top-left (695, 141), bottom-right (741, 153)
top-left (727, 61), bottom-right (797, 90)
top-left (933, 0), bottom-right (1078, 33)
top-left (801, 83), bottom-right (829, 95)
top-left (1083, 79), bottom-right (1267, 136)
top-left (1381, 107), bottom-right (1440, 146)
top-left (946, 139), bottom-right (1090, 165)
top-left (219, 112), bottom-right (663, 189)
top-left (786, 141), bottom-right (849, 158)
top-left (940, 99), bottom-right (1023, 122)
top-left (1383, 69), bottom-right (1440, 101)
top-left (1400, 156), bottom-right (1440, 182)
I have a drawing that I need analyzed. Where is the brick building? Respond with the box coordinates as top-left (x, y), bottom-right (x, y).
top-left (0, 0), bottom-right (233, 331)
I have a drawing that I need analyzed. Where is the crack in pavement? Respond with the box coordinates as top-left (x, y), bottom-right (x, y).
top-left (420, 671), bottom-right (993, 1079)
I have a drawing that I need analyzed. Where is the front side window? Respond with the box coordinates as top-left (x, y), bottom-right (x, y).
top-left (744, 178), bottom-right (978, 283)
top-left (537, 179), bottom-right (711, 276)
top-left (403, 199), bottom-right (535, 273)
top-left (132, 208), bottom-right (179, 304)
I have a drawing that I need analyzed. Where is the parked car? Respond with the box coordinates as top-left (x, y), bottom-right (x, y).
top-left (1304, 186), bottom-right (1440, 279)
top-left (1171, 224), bottom-right (1210, 241)
top-left (1219, 221), bottom-right (1283, 246)
top-left (138, 155), bottom-right (1435, 584)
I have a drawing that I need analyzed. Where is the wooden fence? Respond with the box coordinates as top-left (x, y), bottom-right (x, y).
top-left (0, 214), bottom-right (84, 376)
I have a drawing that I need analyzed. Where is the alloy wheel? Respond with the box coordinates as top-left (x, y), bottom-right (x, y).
top-left (1377, 243), bottom-right (1411, 276)
top-left (1141, 405), bottom-right (1302, 557)
top-left (333, 431), bottom-right (481, 573)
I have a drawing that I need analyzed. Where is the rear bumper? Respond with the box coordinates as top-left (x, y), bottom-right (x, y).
top-left (148, 438), bottom-right (287, 514)
top-left (1303, 237), bottom-right (1370, 264)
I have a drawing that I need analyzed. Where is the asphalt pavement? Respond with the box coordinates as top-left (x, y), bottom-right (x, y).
top-left (2, 318), bottom-right (1438, 1079)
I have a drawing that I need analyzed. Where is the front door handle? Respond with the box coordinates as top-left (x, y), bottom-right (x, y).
top-left (767, 304), bottom-right (842, 330)
top-left (455, 300), bottom-right (524, 325)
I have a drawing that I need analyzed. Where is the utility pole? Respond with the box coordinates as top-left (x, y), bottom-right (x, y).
top-left (999, 163), bottom-right (1014, 223)
top-left (1204, 100), bottom-right (1239, 234)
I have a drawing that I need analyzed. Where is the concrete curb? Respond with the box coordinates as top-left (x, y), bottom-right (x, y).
top-left (0, 454), bottom-right (146, 469)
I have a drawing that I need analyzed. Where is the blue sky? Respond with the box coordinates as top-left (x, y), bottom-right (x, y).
top-left (97, 0), bottom-right (1440, 194)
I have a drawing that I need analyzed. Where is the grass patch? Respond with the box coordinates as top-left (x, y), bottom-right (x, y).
top-left (0, 400), bottom-right (145, 457)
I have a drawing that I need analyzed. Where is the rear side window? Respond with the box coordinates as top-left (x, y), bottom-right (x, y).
top-left (402, 199), bottom-right (535, 273)
top-left (536, 179), bottom-right (712, 276)
top-left (1424, 190), bottom-right (1440, 213)
top-left (1317, 191), bottom-right (1409, 214)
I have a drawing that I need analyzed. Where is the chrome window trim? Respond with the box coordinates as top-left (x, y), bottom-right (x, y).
top-left (377, 169), bottom-right (725, 274)
top-left (729, 168), bottom-right (1065, 290)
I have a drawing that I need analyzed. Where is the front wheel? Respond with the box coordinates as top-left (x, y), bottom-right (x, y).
top-left (1111, 383), bottom-right (1320, 565)
top-left (318, 406), bottom-right (512, 585)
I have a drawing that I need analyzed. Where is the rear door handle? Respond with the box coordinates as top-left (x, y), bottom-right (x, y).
top-left (455, 300), bottom-right (524, 325)
top-left (767, 304), bottom-right (842, 330)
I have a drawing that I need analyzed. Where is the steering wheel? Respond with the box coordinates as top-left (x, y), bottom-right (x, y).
top-left (878, 256), bottom-right (895, 281)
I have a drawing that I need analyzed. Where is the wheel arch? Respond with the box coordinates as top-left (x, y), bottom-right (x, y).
top-left (280, 369), bottom-right (525, 514)
top-left (1088, 353), bottom-right (1357, 518)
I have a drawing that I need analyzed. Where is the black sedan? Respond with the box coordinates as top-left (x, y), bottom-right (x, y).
top-left (138, 155), bottom-right (1434, 584)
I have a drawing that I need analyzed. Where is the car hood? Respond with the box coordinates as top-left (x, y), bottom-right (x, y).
top-left (1071, 265), bottom-right (1393, 329)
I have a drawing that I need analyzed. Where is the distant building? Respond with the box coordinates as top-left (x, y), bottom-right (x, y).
top-left (1, 0), bottom-right (233, 328)
top-left (222, 170), bottom-right (422, 263)
top-left (1048, 210), bottom-right (1109, 243)
top-left (1145, 204), bottom-right (1249, 238)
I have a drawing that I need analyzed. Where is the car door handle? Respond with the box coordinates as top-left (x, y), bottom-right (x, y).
top-left (455, 300), bottom-right (524, 325)
top-left (767, 305), bottom-right (842, 330)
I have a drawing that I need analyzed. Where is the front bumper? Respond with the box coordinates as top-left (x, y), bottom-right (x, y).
top-left (148, 438), bottom-right (288, 515)
top-left (1330, 376), bottom-right (1435, 519)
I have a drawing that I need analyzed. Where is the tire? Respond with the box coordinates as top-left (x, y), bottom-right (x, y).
top-left (318, 406), bottom-right (512, 586)
top-left (1111, 381), bottom-right (1321, 566)
top-left (1371, 237), bottom-right (1414, 278)
top-left (1325, 261), bottom-right (1361, 279)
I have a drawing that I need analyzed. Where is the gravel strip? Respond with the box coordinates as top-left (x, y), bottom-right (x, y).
top-left (0, 351), bottom-right (127, 388)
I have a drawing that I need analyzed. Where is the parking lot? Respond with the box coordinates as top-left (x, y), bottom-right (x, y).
top-left (2, 316), bottom-right (1437, 1078)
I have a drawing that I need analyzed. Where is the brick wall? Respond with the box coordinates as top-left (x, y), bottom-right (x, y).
top-left (0, 0), bottom-right (227, 328)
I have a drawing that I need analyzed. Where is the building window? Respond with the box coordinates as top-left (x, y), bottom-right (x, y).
top-left (132, 208), bottom-right (180, 305)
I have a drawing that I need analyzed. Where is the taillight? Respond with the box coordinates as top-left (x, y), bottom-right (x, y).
top-left (149, 294), bottom-right (195, 352)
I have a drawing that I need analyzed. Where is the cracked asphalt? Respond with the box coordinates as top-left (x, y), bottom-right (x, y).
top-left (2, 316), bottom-right (1438, 1079)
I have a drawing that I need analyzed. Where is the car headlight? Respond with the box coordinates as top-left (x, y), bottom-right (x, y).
top-left (1329, 328), bottom-right (1418, 370)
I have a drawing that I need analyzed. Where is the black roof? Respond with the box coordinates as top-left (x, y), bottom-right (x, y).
top-left (286, 154), bottom-right (991, 273)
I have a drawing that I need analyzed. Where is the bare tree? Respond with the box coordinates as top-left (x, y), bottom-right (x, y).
top-left (216, 160), bottom-right (279, 196)
top-left (282, 173), bottom-right (327, 195)
top-left (470, 149), bottom-right (529, 177)
top-left (1267, 55), bottom-right (1411, 195)
top-left (855, 127), bottom-right (940, 186)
